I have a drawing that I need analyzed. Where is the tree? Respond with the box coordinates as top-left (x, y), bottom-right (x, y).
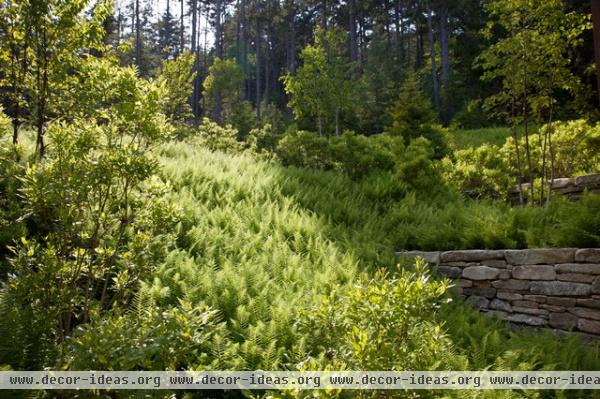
top-left (202, 58), bottom-right (244, 125)
top-left (283, 28), bottom-right (354, 136)
top-left (0, 0), bottom-right (111, 157)
top-left (158, 51), bottom-right (197, 123)
top-left (157, 0), bottom-right (180, 59)
top-left (0, 0), bottom-right (32, 145)
top-left (478, 0), bottom-right (590, 203)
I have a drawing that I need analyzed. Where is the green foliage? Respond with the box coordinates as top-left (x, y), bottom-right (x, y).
top-left (246, 123), bottom-right (281, 154)
top-left (447, 120), bottom-right (600, 201)
top-left (0, 106), bottom-right (10, 137)
top-left (66, 301), bottom-right (222, 370)
top-left (230, 100), bottom-right (258, 139)
top-left (538, 193), bottom-right (600, 248)
top-left (478, 0), bottom-right (590, 123)
top-left (0, 116), bottom-right (176, 368)
top-left (196, 117), bottom-right (244, 152)
top-left (283, 28), bottom-right (355, 136)
top-left (276, 130), bottom-right (337, 170)
top-left (443, 144), bottom-right (515, 199)
top-left (276, 130), bottom-right (403, 179)
top-left (202, 58), bottom-right (244, 124)
top-left (441, 300), bottom-right (600, 372)
top-left (295, 260), bottom-right (454, 371)
top-left (387, 76), bottom-right (450, 158)
top-left (543, 120), bottom-right (600, 177)
top-left (452, 126), bottom-right (513, 149)
top-left (452, 100), bottom-right (501, 130)
top-left (157, 51), bottom-right (197, 123)
top-left (259, 101), bottom-right (290, 136)
top-left (0, 0), bottom-right (112, 153)
top-left (61, 56), bottom-right (172, 140)
top-left (0, 109), bottom-right (25, 273)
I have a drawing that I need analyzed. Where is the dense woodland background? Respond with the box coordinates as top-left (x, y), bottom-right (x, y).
top-left (103, 0), bottom-right (599, 128)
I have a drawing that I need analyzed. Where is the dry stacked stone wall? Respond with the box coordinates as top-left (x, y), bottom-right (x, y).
top-left (549, 174), bottom-right (600, 200)
top-left (399, 248), bottom-right (600, 337)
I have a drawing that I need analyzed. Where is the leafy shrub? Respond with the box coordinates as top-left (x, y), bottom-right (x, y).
top-left (259, 101), bottom-right (290, 136)
top-left (542, 193), bottom-right (600, 248)
top-left (277, 130), bottom-right (412, 180)
top-left (276, 130), bottom-right (337, 170)
top-left (443, 143), bottom-right (515, 199)
top-left (246, 123), bottom-right (281, 154)
top-left (546, 119), bottom-right (600, 177)
top-left (448, 119), bottom-right (600, 201)
top-left (66, 301), bottom-right (222, 370)
top-left (0, 117), bottom-right (176, 369)
top-left (196, 117), bottom-right (244, 152)
top-left (61, 56), bottom-right (172, 138)
top-left (230, 100), bottom-right (258, 139)
top-left (0, 108), bottom-right (25, 274)
top-left (294, 259), bottom-right (454, 371)
top-left (156, 51), bottom-right (197, 123)
top-left (396, 137), bottom-right (443, 190)
top-left (330, 132), bottom-right (401, 179)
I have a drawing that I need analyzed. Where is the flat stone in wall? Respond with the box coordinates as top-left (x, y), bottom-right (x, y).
top-left (397, 248), bottom-right (600, 337)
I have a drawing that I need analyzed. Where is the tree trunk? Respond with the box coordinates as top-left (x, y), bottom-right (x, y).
top-left (180, 0), bottom-right (185, 54)
top-left (349, 0), bottom-right (359, 79)
top-left (191, 0), bottom-right (199, 118)
top-left (213, 0), bottom-right (223, 122)
top-left (264, 0), bottom-right (272, 105)
top-left (427, 9), bottom-right (440, 114)
top-left (523, 95), bottom-right (534, 203)
top-left (438, 0), bottom-right (450, 122)
top-left (191, 0), bottom-right (197, 51)
top-left (255, 5), bottom-right (261, 120)
top-left (415, 25), bottom-right (424, 69)
top-left (592, 0), bottom-right (600, 104)
top-left (321, 0), bottom-right (327, 31)
top-left (12, 112), bottom-right (19, 145)
top-left (394, 0), bottom-right (403, 67)
top-left (511, 93), bottom-right (524, 205)
top-left (335, 107), bottom-right (340, 136)
top-left (241, 0), bottom-right (249, 100)
top-left (135, 0), bottom-right (141, 67)
top-left (438, 1), bottom-right (449, 84)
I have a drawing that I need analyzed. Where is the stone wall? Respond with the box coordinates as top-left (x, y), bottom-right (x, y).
top-left (510, 173), bottom-right (600, 203)
top-left (398, 248), bottom-right (600, 337)
top-left (549, 174), bottom-right (600, 200)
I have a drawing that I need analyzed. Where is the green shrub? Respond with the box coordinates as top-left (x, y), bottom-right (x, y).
top-left (546, 119), bottom-right (600, 177)
top-left (196, 117), bottom-right (244, 152)
top-left (0, 109), bottom-right (26, 275)
top-left (294, 259), bottom-right (455, 371)
top-left (246, 123), bottom-right (281, 154)
top-left (66, 301), bottom-right (222, 370)
top-left (156, 51), bottom-right (196, 123)
top-left (0, 117), bottom-right (176, 369)
top-left (276, 130), bottom-right (337, 170)
top-left (443, 143), bottom-right (515, 199)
